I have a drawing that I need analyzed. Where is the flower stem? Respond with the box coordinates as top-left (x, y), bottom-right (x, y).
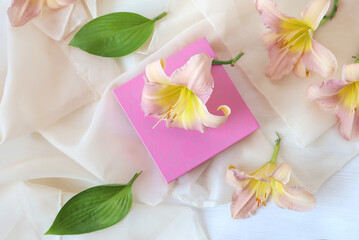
top-left (270, 132), bottom-right (281, 164)
top-left (152, 12), bottom-right (167, 22)
top-left (353, 55), bottom-right (359, 63)
top-left (212, 52), bottom-right (244, 66)
top-left (319, 0), bottom-right (339, 27)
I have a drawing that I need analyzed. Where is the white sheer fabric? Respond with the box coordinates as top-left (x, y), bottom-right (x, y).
top-left (0, 0), bottom-right (358, 239)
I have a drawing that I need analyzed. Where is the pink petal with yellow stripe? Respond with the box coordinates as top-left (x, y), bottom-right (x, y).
top-left (255, 0), bottom-right (288, 33)
top-left (307, 79), bottom-right (348, 110)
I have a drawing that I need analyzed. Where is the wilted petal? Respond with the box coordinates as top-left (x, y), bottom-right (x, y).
top-left (7, 0), bottom-right (41, 27)
top-left (307, 79), bottom-right (347, 110)
top-left (343, 63), bottom-right (359, 83)
top-left (271, 180), bottom-right (316, 212)
top-left (170, 54), bottom-right (214, 104)
top-left (265, 43), bottom-right (303, 81)
top-left (293, 58), bottom-right (307, 78)
top-left (302, 0), bottom-right (330, 30)
top-left (270, 163), bottom-right (291, 184)
top-left (255, 0), bottom-right (288, 33)
top-left (145, 59), bottom-right (170, 84)
top-left (226, 167), bottom-right (256, 187)
top-left (230, 181), bottom-right (259, 219)
top-left (335, 105), bottom-right (359, 141)
top-left (302, 39), bottom-right (337, 78)
top-left (141, 81), bottom-right (182, 116)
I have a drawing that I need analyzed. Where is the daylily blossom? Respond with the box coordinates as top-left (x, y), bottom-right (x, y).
top-left (255, 0), bottom-right (337, 80)
top-left (226, 134), bottom-right (316, 219)
top-left (141, 54), bottom-right (231, 133)
top-left (7, 0), bottom-right (78, 27)
top-left (308, 63), bottom-right (359, 141)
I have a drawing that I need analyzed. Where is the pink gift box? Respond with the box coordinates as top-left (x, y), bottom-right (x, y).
top-left (113, 38), bottom-right (259, 183)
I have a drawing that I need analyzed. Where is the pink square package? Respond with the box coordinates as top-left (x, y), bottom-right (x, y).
top-left (113, 38), bottom-right (259, 183)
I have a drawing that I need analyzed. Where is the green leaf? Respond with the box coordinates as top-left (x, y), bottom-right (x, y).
top-left (45, 171), bottom-right (142, 235)
top-left (69, 12), bottom-right (167, 57)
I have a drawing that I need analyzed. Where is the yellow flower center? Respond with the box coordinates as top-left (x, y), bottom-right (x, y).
top-left (253, 181), bottom-right (271, 207)
top-left (276, 18), bottom-right (312, 53)
top-left (152, 87), bottom-right (196, 129)
top-left (247, 162), bottom-right (276, 207)
top-left (339, 81), bottom-right (359, 113)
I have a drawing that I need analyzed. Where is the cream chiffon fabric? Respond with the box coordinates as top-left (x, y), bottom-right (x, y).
top-left (0, 0), bottom-right (358, 239)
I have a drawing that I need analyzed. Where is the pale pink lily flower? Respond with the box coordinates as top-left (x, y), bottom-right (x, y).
top-left (141, 54), bottom-right (231, 133)
top-left (226, 134), bottom-right (316, 219)
top-left (308, 63), bottom-right (359, 141)
top-left (255, 0), bottom-right (337, 80)
top-left (7, 0), bottom-right (78, 27)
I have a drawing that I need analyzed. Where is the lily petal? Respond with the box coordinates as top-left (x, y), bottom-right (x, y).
top-left (307, 79), bottom-right (347, 110)
top-left (262, 32), bottom-right (278, 49)
top-left (47, 0), bottom-right (77, 9)
top-left (271, 179), bottom-right (316, 212)
top-left (230, 182), bottom-right (259, 219)
top-left (145, 59), bottom-right (170, 84)
top-left (302, 0), bottom-right (330, 30)
top-left (166, 92), bottom-right (230, 133)
top-left (293, 58), bottom-right (307, 78)
top-left (250, 161), bottom-right (277, 179)
top-left (170, 54), bottom-right (214, 104)
top-left (255, 0), bottom-right (288, 33)
top-left (141, 81), bottom-right (182, 117)
top-left (197, 102), bottom-right (231, 128)
top-left (270, 163), bottom-right (291, 184)
top-left (7, 0), bottom-right (41, 27)
top-left (335, 105), bottom-right (359, 141)
top-left (265, 43), bottom-right (303, 81)
top-left (301, 39), bottom-right (337, 78)
top-left (226, 167), bottom-right (257, 187)
top-left (343, 63), bottom-right (359, 83)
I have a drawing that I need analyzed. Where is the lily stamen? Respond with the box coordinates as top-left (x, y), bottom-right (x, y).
top-left (152, 113), bottom-right (170, 129)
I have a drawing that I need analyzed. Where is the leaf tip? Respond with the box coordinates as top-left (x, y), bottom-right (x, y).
top-left (128, 171), bottom-right (143, 185)
top-left (44, 223), bottom-right (61, 235)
